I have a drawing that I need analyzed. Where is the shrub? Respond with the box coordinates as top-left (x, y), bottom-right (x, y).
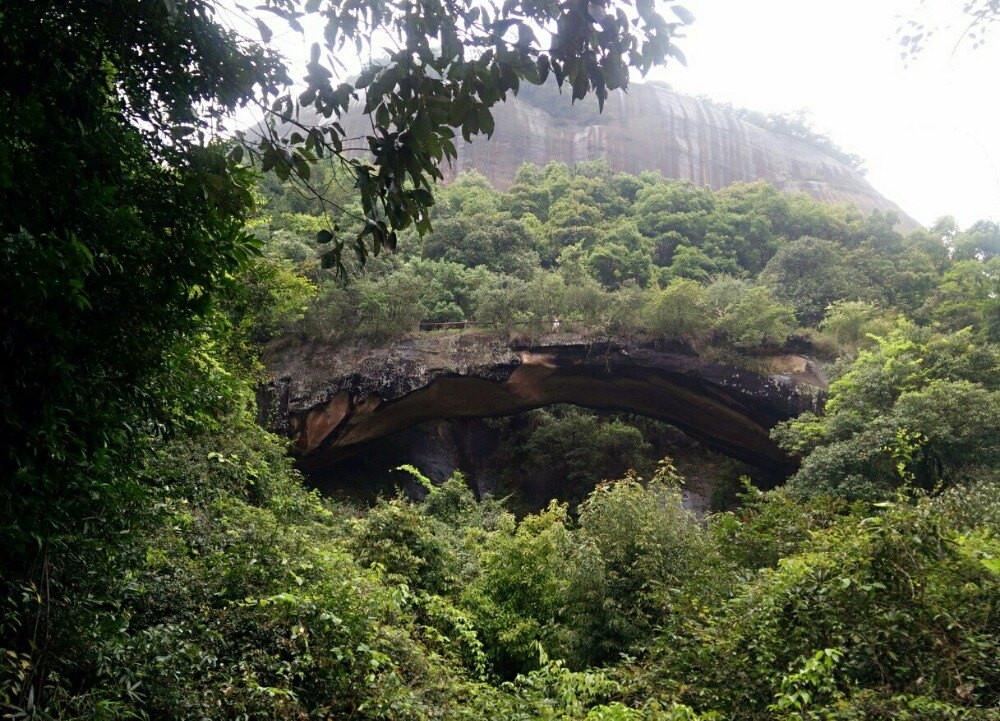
top-left (642, 279), bottom-right (711, 341)
top-left (819, 299), bottom-right (895, 353)
top-left (759, 237), bottom-right (871, 324)
top-left (776, 324), bottom-right (1000, 499)
top-left (712, 285), bottom-right (796, 350)
top-left (575, 462), bottom-right (715, 662)
top-left (463, 501), bottom-right (603, 676)
top-left (647, 490), bottom-right (1000, 716)
top-left (349, 496), bottom-right (459, 594)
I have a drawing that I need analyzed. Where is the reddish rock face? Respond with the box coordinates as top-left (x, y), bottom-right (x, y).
top-left (335, 81), bottom-right (919, 229)
top-left (263, 336), bottom-right (826, 478)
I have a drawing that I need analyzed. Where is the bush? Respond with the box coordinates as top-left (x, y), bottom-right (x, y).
top-left (575, 462), bottom-right (715, 663)
top-left (642, 279), bottom-right (711, 341)
top-left (353, 269), bottom-right (427, 340)
top-left (96, 421), bottom-right (479, 719)
top-left (473, 274), bottom-right (531, 332)
top-left (760, 237), bottom-right (872, 324)
top-left (776, 324), bottom-right (1000, 499)
top-left (463, 501), bottom-right (603, 676)
top-left (819, 299), bottom-right (895, 353)
top-left (645, 488), bottom-right (1000, 717)
top-left (712, 285), bottom-right (796, 350)
top-left (499, 407), bottom-right (656, 506)
top-left (349, 496), bottom-right (460, 594)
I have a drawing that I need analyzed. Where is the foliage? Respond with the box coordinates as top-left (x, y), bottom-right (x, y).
top-left (5, 387), bottom-right (998, 718)
top-left (818, 300), bottom-right (896, 354)
top-left (712, 286), bottom-right (796, 350)
top-left (497, 407), bottom-right (657, 506)
top-left (642, 280), bottom-right (711, 340)
top-left (775, 323), bottom-right (1000, 499)
top-left (643, 489), bottom-right (1000, 718)
top-left (918, 257), bottom-right (1000, 341)
top-left (6, 1), bottom-right (1000, 717)
top-left (248, 0), bottom-right (690, 261)
top-left (900, 1), bottom-right (1000, 56)
top-left (574, 461), bottom-right (715, 663)
top-left (0, 0), bottom-right (686, 712)
top-left (760, 237), bottom-right (872, 324)
top-left (1, 1), bottom-right (285, 710)
top-left (267, 160), bottom-right (1000, 361)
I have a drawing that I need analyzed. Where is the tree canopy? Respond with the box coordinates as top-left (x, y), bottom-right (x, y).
top-left (247, 0), bottom-right (691, 263)
top-left (3, 1), bottom-right (1000, 718)
top-left (0, 0), bottom-right (685, 712)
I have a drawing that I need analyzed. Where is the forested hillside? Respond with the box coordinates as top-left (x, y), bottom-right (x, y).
top-left (2, 1), bottom-right (999, 719)
top-left (260, 160), bottom-right (1000, 501)
top-left (260, 160), bottom-right (999, 349)
top-left (356, 78), bottom-right (918, 226)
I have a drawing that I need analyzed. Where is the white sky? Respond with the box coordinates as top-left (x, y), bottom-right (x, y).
top-left (652, 0), bottom-right (1000, 227)
top-left (226, 0), bottom-right (999, 228)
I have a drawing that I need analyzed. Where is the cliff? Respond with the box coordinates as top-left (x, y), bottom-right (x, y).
top-left (262, 334), bottom-right (826, 477)
top-left (335, 80), bottom-right (920, 229)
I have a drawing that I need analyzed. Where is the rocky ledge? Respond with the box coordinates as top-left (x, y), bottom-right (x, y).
top-left (261, 334), bottom-right (826, 477)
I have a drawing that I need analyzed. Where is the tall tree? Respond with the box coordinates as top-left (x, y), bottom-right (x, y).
top-left (251, 0), bottom-right (691, 263)
top-left (0, 0), bottom-right (687, 708)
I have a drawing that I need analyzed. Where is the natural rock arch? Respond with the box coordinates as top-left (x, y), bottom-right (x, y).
top-left (261, 336), bottom-right (826, 477)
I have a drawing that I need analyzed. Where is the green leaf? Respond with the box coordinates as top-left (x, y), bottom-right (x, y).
top-left (478, 107), bottom-right (495, 137)
top-left (255, 18), bottom-right (273, 43)
top-left (672, 5), bottom-right (695, 24)
top-left (571, 69), bottom-right (589, 101)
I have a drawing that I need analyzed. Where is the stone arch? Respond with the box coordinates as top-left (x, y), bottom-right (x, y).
top-left (261, 339), bottom-right (825, 477)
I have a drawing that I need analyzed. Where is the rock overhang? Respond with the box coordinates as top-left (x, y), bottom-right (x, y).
top-left (260, 335), bottom-right (827, 480)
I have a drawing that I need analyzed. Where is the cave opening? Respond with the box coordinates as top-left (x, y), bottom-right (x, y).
top-left (300, 405), bottom-right (771, 515)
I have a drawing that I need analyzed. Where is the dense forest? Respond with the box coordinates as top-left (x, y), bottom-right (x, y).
top-left (260, 159), bottom-right (1000, 501)
top-left (2, 1), bottom-right (999, 719)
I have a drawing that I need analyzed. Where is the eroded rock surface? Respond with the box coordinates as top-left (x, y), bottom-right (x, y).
top-left (262, 335), bottom-right (826, 476)
top-left (334, 81), bottom-right (919, 229)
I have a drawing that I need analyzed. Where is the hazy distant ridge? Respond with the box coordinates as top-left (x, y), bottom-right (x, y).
top-left (339, 81), bottom-right (919, 229)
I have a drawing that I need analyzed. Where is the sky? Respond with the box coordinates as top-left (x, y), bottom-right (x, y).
top-left (652, 0), bottom-right (1000, 227)
top-left (225, 0), bottom-right (999, 228)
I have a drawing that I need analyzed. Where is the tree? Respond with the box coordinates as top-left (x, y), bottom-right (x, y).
top-left (474, 275), bottom-right (531, 331)
top-left (633, 181), bottom-right (715, 265)
top-left (588, 242), bottom-right (653, 288)
top-left (760, 237), bottom-right (870, 324)
top-left (508, 408), bottom-right (655, 501)
top-left (642, 279), bottom-right (711, 340)
top-left (774, 324), bottom-right (1000, 499)
top-left (0, 5), bottom-right (294, 714)
top-left (713, 285), bottom-right (797, 350)
top-left (819, 300), bottom-right (895, 354)
top-left (252, 0), bottom-right (691, 261)
top-left (410, 258), bottom-right (490, 322)
top-left (919, 258), bottom-right (1000, 335)
top-left (354, 268), bottom-right (427, 339)
top-left (1, 0), bottom-right (688, 708)
top-left (950, 220), bottom-right (1000, 261)
top-left (900, 0), bottom-right (1000, 56)
top-left (576, 465), bottom-right (712, 664)
top-left (508, 163), bottom-right (553, 221)
top-left (666, 244), bottom-right (726, 282)
top-left (546, 193), bottom-right (605, 251)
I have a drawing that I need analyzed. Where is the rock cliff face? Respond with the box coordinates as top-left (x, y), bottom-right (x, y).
top-left (262, 334), bottom-right (826, 478)
top-left (336, 81), bottom-right (919, 228)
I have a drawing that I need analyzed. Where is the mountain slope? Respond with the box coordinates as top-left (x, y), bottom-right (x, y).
top-left (336, 80), bottom-right (920, 229)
